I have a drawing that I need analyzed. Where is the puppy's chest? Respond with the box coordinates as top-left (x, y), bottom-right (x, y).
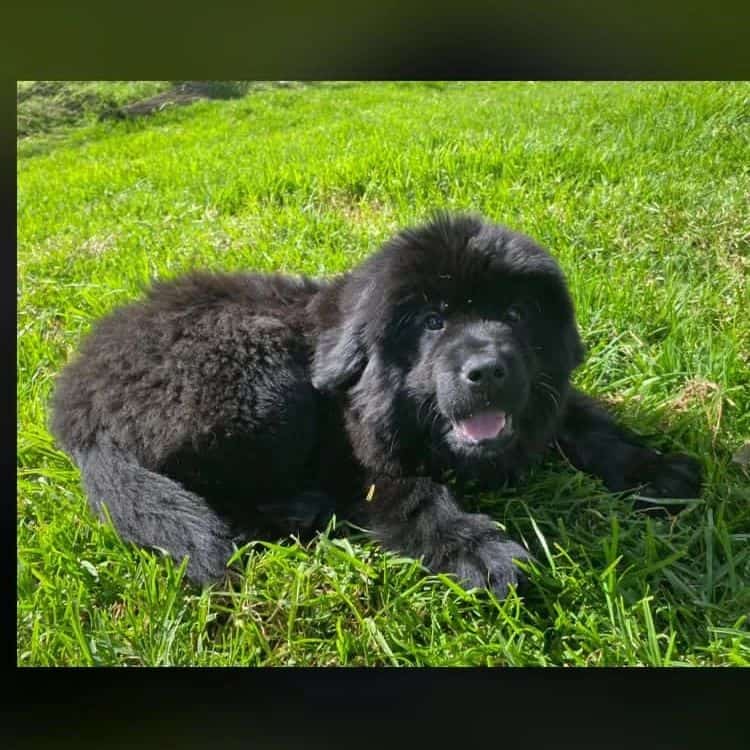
top-left (427, 456), bottom-right (526, 493)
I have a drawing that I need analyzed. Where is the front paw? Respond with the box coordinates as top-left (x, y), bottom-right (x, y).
top-left (631, 452), bottom-right (703, 514)
top-left (448, 536), bottom-right (530, 599)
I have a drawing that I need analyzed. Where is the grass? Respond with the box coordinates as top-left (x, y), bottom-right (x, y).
top-left (17, 81), bottom-right (750, 666)
top-left (17, 81), bottom-right (172, 137)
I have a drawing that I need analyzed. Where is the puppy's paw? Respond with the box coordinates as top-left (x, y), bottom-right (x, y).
top-left (258, 490), bottom-right (336, 536)
top-left (631, 452), bottom-right (703, 515)
top-left (450, 537), bottom-right (530, 600)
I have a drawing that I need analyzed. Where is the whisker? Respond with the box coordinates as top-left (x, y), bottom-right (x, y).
top-left (533, 378), bottom-right (561, 411)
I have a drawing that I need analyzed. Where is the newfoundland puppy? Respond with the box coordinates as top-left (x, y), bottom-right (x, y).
top-left (51, 213), bottom-right (701, 597)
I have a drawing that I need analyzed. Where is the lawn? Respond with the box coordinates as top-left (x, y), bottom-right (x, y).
top-left (17, 81), bottom-right (750, 666)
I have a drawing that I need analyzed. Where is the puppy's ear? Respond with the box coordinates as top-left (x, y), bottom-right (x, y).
top-left (311, 319), bottom-right (367, 393)
top-left (310, 276), bottom-right (370, 393)
top-left (566, 324), bottom-right (586, 371)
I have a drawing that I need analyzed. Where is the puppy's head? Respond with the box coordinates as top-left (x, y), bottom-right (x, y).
top-left (312, 213), bottom-right (584, 470)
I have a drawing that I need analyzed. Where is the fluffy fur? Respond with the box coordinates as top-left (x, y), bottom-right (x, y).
top-left (51, 213), bottom-right (702, 597)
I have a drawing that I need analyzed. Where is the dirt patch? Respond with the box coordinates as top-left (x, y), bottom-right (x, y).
top-left (99, 81), bottom-right (302, 121)
top-left (671, 377), bottom-right (731, 442)
top-left (327, 192), bottom-right (400, 231)
top-left (80, 233), bottom-right (118, 257)
top-left (98, 81), bottom-right (235, 121)
top-left (19, 81), bottom-right (311, 139)
top-left (671, 378), bottom-right (720, 412)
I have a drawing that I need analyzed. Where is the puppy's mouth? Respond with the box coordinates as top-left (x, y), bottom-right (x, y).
top-left (452, 410), bottom-right (513, 445)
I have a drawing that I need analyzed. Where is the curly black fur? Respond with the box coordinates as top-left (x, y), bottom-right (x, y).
top-left (51, 213), bottom-right (702, 596)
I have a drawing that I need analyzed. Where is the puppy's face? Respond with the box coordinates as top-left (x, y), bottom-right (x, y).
top-left (312, 215), bottom-right (584, 470)
top-left (399, 286), bottom-right (540, 459)
top-left (386, 271), bottom-right (581, 465)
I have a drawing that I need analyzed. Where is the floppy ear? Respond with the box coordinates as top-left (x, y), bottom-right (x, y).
top-left (311, 318), bottom-right (367, 393)
top-left (565, 321), bottom-right (586, 372)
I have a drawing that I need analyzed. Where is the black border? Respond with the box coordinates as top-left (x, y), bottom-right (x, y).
top-left (5, 1), bottom-right (750, 80)
top-left (7, 668), bottom-right (750, 747)
top-left (9, 1), bottom-right (750, 747)
top-left (6, 76), bottom-right (19, 676)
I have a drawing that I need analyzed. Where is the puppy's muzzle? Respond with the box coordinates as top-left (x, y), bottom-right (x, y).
top-left (460, 352), bottom-right (509, 400)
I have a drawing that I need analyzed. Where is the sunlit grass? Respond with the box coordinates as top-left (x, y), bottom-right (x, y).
top-left (17, 81), bottom-right (750, 666)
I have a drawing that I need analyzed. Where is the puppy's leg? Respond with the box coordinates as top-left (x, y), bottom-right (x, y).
top-left (555, 389), bottom-right (702, 509)
top-left (353, 477), bottom-right (529, 599)
top-left (256, 490), bottom-right (337, 538)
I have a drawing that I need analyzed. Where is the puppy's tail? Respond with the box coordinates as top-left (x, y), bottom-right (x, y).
top-left (73, 436), bottom-right (236, 584)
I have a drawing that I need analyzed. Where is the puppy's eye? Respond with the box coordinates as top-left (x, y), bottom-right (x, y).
top-left (424, 312), bottom-right (445, 331)
top-left (504, 304), bottom-right (524, 323)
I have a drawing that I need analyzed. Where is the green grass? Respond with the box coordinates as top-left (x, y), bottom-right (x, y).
top-left (17, 81), bottom-right (750, 666)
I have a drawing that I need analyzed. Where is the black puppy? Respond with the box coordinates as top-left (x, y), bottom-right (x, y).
top-left (51, 213), bottom-right (702, 596)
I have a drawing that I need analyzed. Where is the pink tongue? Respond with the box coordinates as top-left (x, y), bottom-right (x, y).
top-left (457, 411), bottom-right (506, 442)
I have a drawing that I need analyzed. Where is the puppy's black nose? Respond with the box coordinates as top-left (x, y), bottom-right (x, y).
top-left (462, 355), bottom-right (506, 387)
